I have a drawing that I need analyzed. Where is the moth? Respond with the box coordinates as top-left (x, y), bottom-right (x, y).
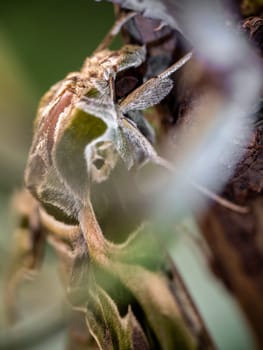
top-left (6, 12), bottom-right (215, 350)
top-left (24, 43), bottom-right (192, 227)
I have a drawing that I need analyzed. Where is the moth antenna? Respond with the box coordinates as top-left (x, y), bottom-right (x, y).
top-left (158, 51), bottom-right (193, 79)
top-left (190, 181), bottom-right (250, 214)
top-left (154, 156), bottom-right (250, 214)
top-left (93, 11), bottom-right (137, 53)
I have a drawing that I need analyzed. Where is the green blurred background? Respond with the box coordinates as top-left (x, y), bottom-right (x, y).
top-left (0, 0), bottom-right (114, 191)
top-left (0, 1), bottom-right (256, 349)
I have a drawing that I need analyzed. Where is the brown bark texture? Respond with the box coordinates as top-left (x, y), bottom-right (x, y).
top-left (116, 2), bottom-right (263, 348)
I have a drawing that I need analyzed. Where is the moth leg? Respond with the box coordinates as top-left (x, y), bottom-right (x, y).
top-left (126, 110), bottom-right (155, 144)
top-left (119, 52), bottom-right (193, 114)
top-left (93, 11), bottom-right (137, 53)
top-left (109, 75), bottom-right (115, 102)
top-left (5, 190), bottom-right (45, 324)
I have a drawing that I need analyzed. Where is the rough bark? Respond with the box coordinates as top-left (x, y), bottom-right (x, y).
top-left (115, 1), bottom-right (263, 347)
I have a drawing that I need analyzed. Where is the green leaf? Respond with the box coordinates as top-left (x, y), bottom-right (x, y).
top-left (113, 262), bottom-right (195, 350)
top-left (86, 284), bottom-right (150, 350)
top-left (79, 203), bottom-right (195, 350)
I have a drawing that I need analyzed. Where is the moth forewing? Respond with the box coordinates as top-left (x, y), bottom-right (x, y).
top-left (120, 77), bottom-right (173, 113)
top-left (119, 51), bottom-right (193, 114)
top-left (24, 76), bottom-right (79, 193)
